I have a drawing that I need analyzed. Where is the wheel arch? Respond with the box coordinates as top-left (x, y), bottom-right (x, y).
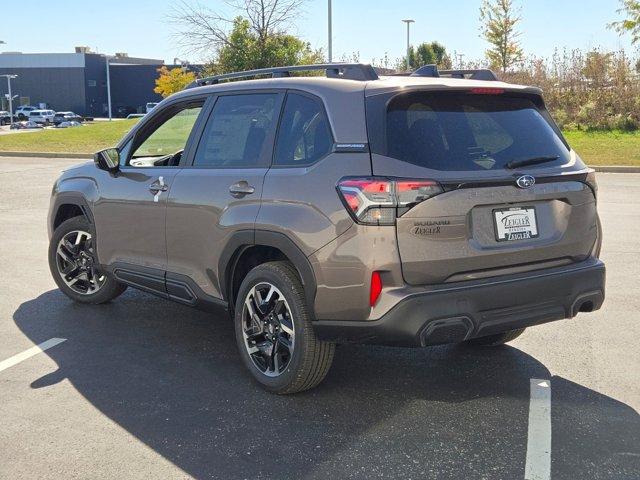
top-left (50, 193), bottom-right (94, 234)
top-left (220, 230), bottom-right (317, 318)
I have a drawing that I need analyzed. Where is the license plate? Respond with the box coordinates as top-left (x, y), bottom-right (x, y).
top-left (493, 207), bottom-right (538, 242)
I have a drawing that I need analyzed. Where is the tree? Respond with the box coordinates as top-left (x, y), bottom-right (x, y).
top-left (479, 0), bottom-right (524, 73)
top-left (398, 42), bottom-right (452, 71)
top-left (154, 66), bottom-right (196, 97)
top-left (205, 17), bottom-right (323, 74)
top-left (609, 0), bottom-right (640, 44)
top-left (171, 0), bottom-right (322, 74)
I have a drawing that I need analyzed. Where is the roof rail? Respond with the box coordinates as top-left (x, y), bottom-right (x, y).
top-left (189, 63), bottom-right (379, 88)
top-left (406, 64), bottom-right (499, 81)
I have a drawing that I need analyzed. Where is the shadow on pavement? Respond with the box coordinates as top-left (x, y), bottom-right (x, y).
top-left (14, 289), bottom-right (640, 479)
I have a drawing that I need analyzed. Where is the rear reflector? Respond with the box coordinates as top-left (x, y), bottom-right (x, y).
top-left (370, 271), bottom-right (383, 306)
top-left (337, 177), bottom-right (443, 225)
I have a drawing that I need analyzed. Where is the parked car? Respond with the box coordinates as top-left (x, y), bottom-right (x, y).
top-left (146, 102), bottom-right (159, 113)
top-left (47, 63), bottom-right (606, 394)
top-left (53, 111), bottom-right (83, 125)
top-left (10, 120), bottom-right (43, 130)
top-left (115, 106), bottom-right (137, 118)
top-left (0, 111), bottom-right (11, 125)
top-left (15, 105), bottom-right (38, 120)
top-left (28, 109), bottom-right (56, 125)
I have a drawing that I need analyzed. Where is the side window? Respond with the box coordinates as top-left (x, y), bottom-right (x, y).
top-left (128, 103), bottom-right (203, 167)
top-left (193, 94), bottom-right (277, 168)
top-left (273, 93), bottom-right (333, 166)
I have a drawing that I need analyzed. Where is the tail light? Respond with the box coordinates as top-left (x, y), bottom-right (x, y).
top-left (337, 177), bottom-right (443, 225)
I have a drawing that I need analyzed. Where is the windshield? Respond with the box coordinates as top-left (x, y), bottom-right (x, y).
top-left (367, 92), bottom-right (571, 171)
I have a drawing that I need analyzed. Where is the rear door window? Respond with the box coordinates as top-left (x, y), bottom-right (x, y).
top-left (273, 93), bottom-right (333, 166)
top-left (193, 94), bottom-right (278, 168)
top-left (367, 92), bottom-right (570, 171)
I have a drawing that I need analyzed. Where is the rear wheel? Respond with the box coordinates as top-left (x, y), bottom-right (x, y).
top-left (48, 216), bottom-right (127, 304)
top-left (234, 261), bottom-right (335, 394)
top-left (465, 328), bottom-right (526, 347)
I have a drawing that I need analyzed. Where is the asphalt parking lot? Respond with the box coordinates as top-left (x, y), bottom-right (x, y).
top-left (0, 156), bottom-right (638, 480)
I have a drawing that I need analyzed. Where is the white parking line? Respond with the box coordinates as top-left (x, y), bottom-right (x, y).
top-left (0, 338), bottom-right (67, 373)
top-left (525, 378), bottom-right (552, 480)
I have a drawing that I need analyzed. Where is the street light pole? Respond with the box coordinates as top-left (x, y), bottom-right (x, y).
top-left (1, 74), bottom-right (18, 125)
top-left (401, 19), bottom-right (415, 71)
top-left (328, 0), bottom-right (332, 62)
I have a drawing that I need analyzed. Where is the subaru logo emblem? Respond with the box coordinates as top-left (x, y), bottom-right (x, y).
top-left (516, 175), bottom-right (535, 189)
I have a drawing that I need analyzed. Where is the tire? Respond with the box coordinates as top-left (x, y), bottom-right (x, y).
top-left (465, 328), bottom-right (526, 347)
top-left (48, 216), bottom-right (127, 304)
top-left (234, 261), bottom-right (335, 394)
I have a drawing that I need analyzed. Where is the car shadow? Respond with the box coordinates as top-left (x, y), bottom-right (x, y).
top-left (13, 289), bottom-right (640, 480)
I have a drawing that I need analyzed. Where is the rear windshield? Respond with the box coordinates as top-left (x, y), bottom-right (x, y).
top-left (367, 92), bottom-right (570, 171)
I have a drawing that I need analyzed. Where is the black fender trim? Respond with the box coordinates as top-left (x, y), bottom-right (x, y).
top-left (218, 230), bottom-right (318, 318)
top-left (255, 230), bottom-right (317, 315)
top-left (50, 192), bottom-right (93, 231)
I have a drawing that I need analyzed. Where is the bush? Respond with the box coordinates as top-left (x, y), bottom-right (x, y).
top-left (494, 48), bottom-right (640, 131)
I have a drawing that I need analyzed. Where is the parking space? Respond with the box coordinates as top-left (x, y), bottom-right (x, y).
top-left (0, 157), bottom-right (638, 479)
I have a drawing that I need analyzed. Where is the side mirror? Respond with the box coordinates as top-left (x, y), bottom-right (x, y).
top-left (94, 148), bottom-right (120, 172)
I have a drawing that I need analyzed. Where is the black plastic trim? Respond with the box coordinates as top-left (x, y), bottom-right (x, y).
top-left (50, 192), bottom-right (93, 233)
top-left (313, 259), bottom-right (606, 347)
top-left (254, 230), bottom-right (317, 316)
top-left (217, 230), bottom-right (318, 318)
top-left (108, 263), bottom-right (228, 313)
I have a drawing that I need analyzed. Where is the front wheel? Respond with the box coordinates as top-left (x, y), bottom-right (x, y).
top-left (48, 216), bottom-right (127, 304)
top-left (234, 261), bottom-right (335, 394)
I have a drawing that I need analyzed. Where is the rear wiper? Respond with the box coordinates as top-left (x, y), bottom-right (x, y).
top-left (505, 155), bottom-right (560, 170)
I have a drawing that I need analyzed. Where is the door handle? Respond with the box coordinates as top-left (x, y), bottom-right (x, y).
top-left (229, 181), bottom-right (255, 198)
top-left (149, 176), bottom-right (168, 202)
top-left (149, 176), bottom-right (169, 193)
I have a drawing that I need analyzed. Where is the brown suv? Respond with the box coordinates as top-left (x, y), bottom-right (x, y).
top-left (48, 63), bottom-right (605, 393)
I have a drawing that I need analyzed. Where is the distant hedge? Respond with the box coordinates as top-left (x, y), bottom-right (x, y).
top-left (498, 49), bottom-right (640, 131)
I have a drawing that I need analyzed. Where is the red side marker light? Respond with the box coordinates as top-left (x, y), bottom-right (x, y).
top-left (370, 271), bottom-right (383, 307)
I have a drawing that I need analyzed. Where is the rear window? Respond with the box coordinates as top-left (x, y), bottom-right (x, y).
top-left (367, 92), bottom-right (570, 171)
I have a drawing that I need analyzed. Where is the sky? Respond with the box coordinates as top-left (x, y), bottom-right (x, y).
top-left (1, 0), bottom-right (637, 65)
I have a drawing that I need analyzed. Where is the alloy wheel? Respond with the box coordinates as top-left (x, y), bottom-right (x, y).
top-left (55, 230), bottom-right (106, 295)
top-left (242, 282), bottom-right (295, 377)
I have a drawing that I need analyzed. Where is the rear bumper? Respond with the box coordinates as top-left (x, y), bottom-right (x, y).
top-left (313, 258), bottom-right (605, 347)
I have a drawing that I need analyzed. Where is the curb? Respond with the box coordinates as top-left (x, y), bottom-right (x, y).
top-left (592, 166), bottom-right (640, 173)
top-left (0, 151), bottom-right (638, 172)
top-left (0, 151), bottom-right (91, 159)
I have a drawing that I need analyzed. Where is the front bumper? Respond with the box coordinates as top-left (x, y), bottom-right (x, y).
top-left (313, 258), bottom-right (605, 347)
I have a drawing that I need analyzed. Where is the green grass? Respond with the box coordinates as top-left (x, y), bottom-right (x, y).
top-left (0, 118), bottom-right (638, 166)
top-left (563, 130), bottom-right (640, 166)
top-left (0, 119), bottom-right (139, 154)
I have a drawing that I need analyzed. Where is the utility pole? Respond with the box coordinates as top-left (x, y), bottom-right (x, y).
top-left (402, 19), bottom-right (415, 71)
top-left (105, 56), bottom-right (112, 121)
top-left (1, 74), bottom-right (18, 125)
top-left (328, 0), bottom-right (333, 62)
